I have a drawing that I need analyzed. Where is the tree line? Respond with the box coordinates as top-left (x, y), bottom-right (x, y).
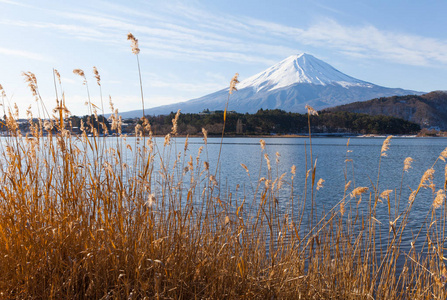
top-left (10, 109), bottom-right (420, 136)
top-left (71, 109), bottom-right (419, 135)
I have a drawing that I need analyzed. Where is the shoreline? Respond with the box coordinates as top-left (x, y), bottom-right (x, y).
top-left (1, 132), bottom-right (441, 138)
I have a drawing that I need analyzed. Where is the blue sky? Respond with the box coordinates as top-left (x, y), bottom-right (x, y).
top-left (1, 0), bottom-right (447, 117)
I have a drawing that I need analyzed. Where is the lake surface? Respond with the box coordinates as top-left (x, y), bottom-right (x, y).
top-left (166, 135), bottom-right (446, 202)
top-left (9, 134), bottom-right (444, 257)
top-left (155, 135), bottom-right (447, 252)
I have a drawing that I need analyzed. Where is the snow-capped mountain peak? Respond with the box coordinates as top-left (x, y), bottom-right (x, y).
top-left (237, 53), bottom-right (372, 92)
top-left (118, 53), bottom-right (423, 118)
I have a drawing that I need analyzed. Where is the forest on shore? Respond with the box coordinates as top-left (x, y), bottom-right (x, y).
top-left (79, 109), bottom-right (420, 136)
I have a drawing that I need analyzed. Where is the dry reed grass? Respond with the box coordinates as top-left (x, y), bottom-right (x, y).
top-left (0, 34), bottom-right (446, 299)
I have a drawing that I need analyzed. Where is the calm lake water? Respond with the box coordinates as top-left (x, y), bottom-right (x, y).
top-left (9, 134), bottom-right (444, 256)
top-left (167, 135), bottom-right (446, 202)
top-left (157, 136), bottom-right (447, 252)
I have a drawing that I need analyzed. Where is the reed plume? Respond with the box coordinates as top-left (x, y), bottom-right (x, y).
top-left (127, 32), bottom-right (140, 54)
top-left (22, 71), bottom-right (38, 99)
top-left (53, 69), bottom-right (61, 84)
top-left (259, 139), bottom-right (266, 150)
top-left (229, 73), bottom-right (239, 94)
top-left (202, 127), bottom-right (208, 144)
top-left (241, 163), bottom-right (249, 173)
top-left (316, 178), bottom-right (325, 190)
top-left (433, 189), bottom-right (445, 209)
top-left (305, 104), bottom-right (318, 116)
top-left (93, 66), bottom-right (101, 86)
top-left (381, 135), bottom-right (393, 157)
top-left (344, 180), bottom-right (352, 191)
top-left (404, 157), bottom-right (413, 172)
top-left (351, 186), bottom-right (369, 198)
top-left (379, 189), bottom-right (393, 201)
top-left (420, 168), bottom-right (435, 187)
top-left (171, 109), bottom-right (180, 135)
top-left (73, 68), bottom-right (85, 78)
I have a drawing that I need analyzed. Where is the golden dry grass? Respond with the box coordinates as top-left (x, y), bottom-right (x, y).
top-left (0, 96), bottom-right (445, 299)
top-left (0, 35), bottom-right (446, 299)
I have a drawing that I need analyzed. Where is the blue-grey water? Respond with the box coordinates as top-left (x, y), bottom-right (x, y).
top-left (8, 134), bottom-right (442, 260)
top-left (169, 135), bottom-right (445, 205)
top-left (3, 134), bottom-right (444, 273)
top-left (15, 134), bottom-right (445, 243)
top-left (157, 136), bottom-right (447, 255)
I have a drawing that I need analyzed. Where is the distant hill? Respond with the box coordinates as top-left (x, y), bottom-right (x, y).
top-left (117, 54), bottom-right (423, 118)
top-left (325, 91), bottom-right (447, 130)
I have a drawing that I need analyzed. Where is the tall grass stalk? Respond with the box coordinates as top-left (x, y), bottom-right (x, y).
top-left (127, 33), bottom-right (145, 119)
top-left (214, 73), bottom-right (239, 177)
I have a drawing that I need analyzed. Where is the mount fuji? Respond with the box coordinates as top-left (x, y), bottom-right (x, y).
top-left (121, 54), bottom-right (423, 117)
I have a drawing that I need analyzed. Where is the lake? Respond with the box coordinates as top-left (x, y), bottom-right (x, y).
top-left (4, 133), bottom-right (444, 279)
top-left (151, 135), bottom-right (447, 252)
top-left (27, 134), bottom-right (444, 256)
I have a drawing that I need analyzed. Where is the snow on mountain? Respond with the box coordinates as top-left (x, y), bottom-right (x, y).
top-left (118, 54), bottom-right (423, 118)
top-left (237, 54), bottom-right (372, 92)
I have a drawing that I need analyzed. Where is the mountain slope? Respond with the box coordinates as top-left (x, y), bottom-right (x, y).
top-left (325, 91), bottom-right (447, 130)
top-left (119, 54), bottom-right (423, 118)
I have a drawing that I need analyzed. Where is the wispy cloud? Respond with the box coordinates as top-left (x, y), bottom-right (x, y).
top-left (300, 20), bottom-right (447, 65)
top-left (0, 47), bottom-right (49, 61)
top-left (141, 4), bottom-right (447, 67)
top-left (51, 10), bottom-right (288, 64)
top-left (148, 80), bottom-right (224, 93)
top-left (143, 72), bottom-right (226, 93)
top-left (5, 1), bottom-right (447, 70)
top-left (0, 19), bottom-right (105, 40)
top-left (244, 17), bottom-right (447, 66)
top-left (313, 2), bottom-right (347, 16)
top-left (108, 94), bottom-right (188, 110)
top-left (0, 0), bottom-right (32, 7)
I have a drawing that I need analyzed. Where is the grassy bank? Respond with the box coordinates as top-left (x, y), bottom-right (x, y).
top-left (0, 35), bottom-right (446, 299)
